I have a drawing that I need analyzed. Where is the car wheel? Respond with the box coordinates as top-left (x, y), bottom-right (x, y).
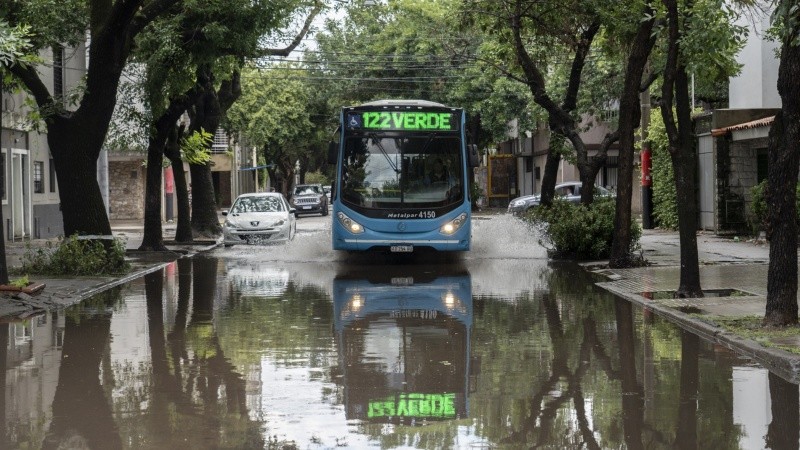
top-left (224, 244), bottom-right (233, 248)
top-left (290, 222), bottom-right (296, 241)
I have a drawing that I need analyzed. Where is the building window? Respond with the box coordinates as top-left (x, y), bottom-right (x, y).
top-left (34, 161), bottom-right (44, 193)
top-left (52, 46), bottom-right (65, 100)
top-left (49, 158), bottom-right (57, 192)
top-left (212, 127), bottom-right (228, 153)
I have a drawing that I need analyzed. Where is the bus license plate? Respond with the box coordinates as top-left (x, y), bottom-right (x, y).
top-left (390, 245), bottom-right (413, 253)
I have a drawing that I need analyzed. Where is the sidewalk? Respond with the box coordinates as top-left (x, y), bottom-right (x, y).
top-left (0, 219), bottom-right (219, 321)
top-left (592, 228), bottom-right (800, 383)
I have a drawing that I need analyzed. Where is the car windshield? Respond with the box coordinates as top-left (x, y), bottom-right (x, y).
top-left (295, 185), bottom-right (321, 196)
top-left (231, 196), bottom-right (284, 213)
top-left (341, 135), bottom-right (463, 208)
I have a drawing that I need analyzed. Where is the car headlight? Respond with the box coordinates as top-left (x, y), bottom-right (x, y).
top-left (337, 212), bottom-right (364, 234)
top-left (440, 213), bottom-right (467, 235)
top-left (224, 219), bottom-right (238, 229)
top-left (272, 219), bottom-right (285, 227)
top-left (510, 199), bottom-right (525, 207)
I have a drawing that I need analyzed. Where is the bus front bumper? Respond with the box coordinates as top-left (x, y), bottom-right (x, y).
top-left (332, 223), bottom-right (471, 252)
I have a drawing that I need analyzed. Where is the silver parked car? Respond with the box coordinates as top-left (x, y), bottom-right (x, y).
top-left (222, 192), bottom-right (296, 246)
top-left (508, 182), bottom-right (614, 214)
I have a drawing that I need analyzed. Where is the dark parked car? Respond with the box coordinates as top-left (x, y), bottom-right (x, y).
top-left (290, 183), bottom-right (329, 217)
top-left (507, 182), bottom-right (614, 214)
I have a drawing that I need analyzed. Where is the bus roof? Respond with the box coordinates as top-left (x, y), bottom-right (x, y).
top-left (352, 99), bottom-right (450, 109)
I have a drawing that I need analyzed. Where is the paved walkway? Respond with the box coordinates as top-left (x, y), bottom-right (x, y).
top-left (1, 217), bottom-right (798, 382)
top-left (592, 228), bottom-right (800, 383)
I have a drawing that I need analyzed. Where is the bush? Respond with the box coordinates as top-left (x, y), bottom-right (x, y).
top-left (648, 109), bottom-right (679, 229)
top-left (525, 197), bottom-right (641, 260)
top-left (20, 234), bottom-right (130, 276)
top-left (749, 180), bottom-right (800, 237)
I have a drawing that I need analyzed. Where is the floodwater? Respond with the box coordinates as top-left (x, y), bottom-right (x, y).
top-left (2, 215), bottom-right (797, 449)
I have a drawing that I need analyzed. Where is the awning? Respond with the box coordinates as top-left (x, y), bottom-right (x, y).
top-left (711, 116), bottom-right (775, 137)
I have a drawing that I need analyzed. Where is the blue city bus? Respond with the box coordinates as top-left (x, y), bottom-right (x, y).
top-left (332, 267), bottom-right (473, 424)
top-left (328, 100), bottom-right (479, 253)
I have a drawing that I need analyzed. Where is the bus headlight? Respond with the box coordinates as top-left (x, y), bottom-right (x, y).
top-left (439, 213), bottom-right (467, 235)
top-left (337, 212), bottom-right (364, 234)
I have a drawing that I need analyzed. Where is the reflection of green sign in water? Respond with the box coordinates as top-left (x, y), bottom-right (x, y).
top-left (361, 112), bottom-right (456, 131)
top-left (368, 393), bottom-right (456, 419)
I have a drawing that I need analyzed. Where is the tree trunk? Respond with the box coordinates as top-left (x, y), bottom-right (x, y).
top-left (660, 0), bottom-right (702, 297)
top-left (671, 147), bottom-right (702, 296)
top-left (609, 5), bottom-right (656, 268)
top-left (188, 67), bottom-right (241, 237)
top-left (189, 162), bottom-right (221, 237)
top-left (48, 119), bottom-right (112, 237)
top-left (540, 146), bottom-right (561, 207)
top-left (765, 4), bottom-right (800, 326)
top-left (165, 125), bottom-right (194, 242)
top-left (140, 139), bottom-right (167, 250)
top-left (765, 113), bottom-right (798, 324)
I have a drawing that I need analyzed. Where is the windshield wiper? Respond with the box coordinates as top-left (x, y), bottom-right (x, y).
top-left (367, 133), bottom-right (400, 173)
top-left (419, 132), bottom-right (439, 156)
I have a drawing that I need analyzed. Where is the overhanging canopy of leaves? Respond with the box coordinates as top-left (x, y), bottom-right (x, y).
top-left (227, 64), bottom-right (313, 152)
top-left (0, 20), bottom-right (36, 68)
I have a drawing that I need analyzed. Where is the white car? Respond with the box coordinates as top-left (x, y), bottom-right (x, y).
top-left (222, 192), bottom-right (296, 246)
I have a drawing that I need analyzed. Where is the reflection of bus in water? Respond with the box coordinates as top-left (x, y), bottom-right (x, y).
top-left (333, 268), bottom-right (473, 425)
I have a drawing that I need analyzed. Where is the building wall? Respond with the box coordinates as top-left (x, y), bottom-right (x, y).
top-left (108, 160), bottom-right (145, 220)
top-left (32, 204), bottom-right (64, 238)
top-left (729, 12), bottom-right (781, 109)
top-left (1, 43), bottom-right (88, 241)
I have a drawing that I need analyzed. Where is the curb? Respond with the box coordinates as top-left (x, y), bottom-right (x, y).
top-left (597, 280), bottom-right (800, 384)
top-left (0, 242), bottom-right (220, 322)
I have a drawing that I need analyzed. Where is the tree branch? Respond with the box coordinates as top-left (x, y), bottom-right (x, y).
top-left (660, 0), bottom-right (680, 144)
top-left (562, 20), bottom-right (600, 113)
top-left (256, 4), bottom-right (322, 57)
top-left (7, 61), bottom-right (56, 114)
top-left (131, 0), bottom-right (183, 35)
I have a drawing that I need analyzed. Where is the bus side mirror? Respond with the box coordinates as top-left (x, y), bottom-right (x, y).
top-left (469, 144), bottom-right (480, 168)
top-left (328, 142), bottom-right (338, 165)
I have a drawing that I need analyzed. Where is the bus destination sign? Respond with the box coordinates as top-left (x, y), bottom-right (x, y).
top-left (347, 111), bottom-right (457, 131)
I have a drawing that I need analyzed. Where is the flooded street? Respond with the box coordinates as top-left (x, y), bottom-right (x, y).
top-left (2, 215), bottom-right (796, 449)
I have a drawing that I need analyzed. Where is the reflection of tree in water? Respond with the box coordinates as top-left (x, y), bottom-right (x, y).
top-left (766, 371), bottom-right (799, 450)
top-left (42, 288), bottom-right (124, 450)
top-left (468, 264), bottom-right (744, 448)
top-left (111, 258), bottom-right (264, 448)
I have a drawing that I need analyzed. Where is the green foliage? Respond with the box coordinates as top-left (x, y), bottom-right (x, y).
top-left (10, 275), bottom-right (29, 288)
top-left (525, 197), bottom-right (641, 260)
top-left (748, 180), bottom-right (800, 236)
top-left (0, 20), bottom-right (37, 68)
top-left (21, 235), bottom-right (130, 276)
top-left (304, 171), bottom-right (329, 185)
top-left (646, 109), bottom-right (679, 229)
top-left (181, 128), bottom-right (214, 165)
top-left (470, 181), bottom-right (484, 208)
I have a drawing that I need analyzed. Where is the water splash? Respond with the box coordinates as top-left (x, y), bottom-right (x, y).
top-left (468, 214), bottom-right (548, 260)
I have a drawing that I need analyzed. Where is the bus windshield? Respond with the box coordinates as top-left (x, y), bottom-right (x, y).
top-left (341, 134), bottom-right (463, 209)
